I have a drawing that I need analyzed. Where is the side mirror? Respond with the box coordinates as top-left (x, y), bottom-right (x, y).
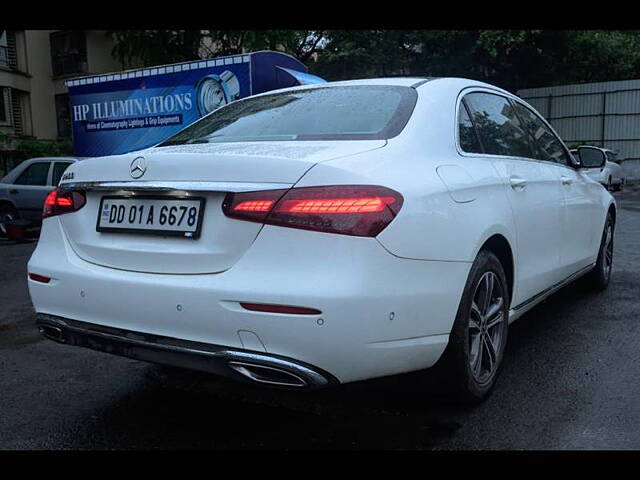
top-left (577, 146), bottom-right (606, 169)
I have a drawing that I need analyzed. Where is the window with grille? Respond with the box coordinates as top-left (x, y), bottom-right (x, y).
top-left (10, 89), bottom-right (24, 135)
top-left (0, 31), bottom-right (7, 67)
top-left (0, 31), bottom-right (17, 69)
top-left (0, 88), bottom-right (11, 127)
top-left (55, 94), bottom-right (71, 138)
top-left (50, 31), bottom-right (87, 77)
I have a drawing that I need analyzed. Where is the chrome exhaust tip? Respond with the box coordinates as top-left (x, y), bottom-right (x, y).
top-left (228, 361), bottom-right (308, 388)
top-left (38, 325), bottom-right (66, 343)
top-left (223, 350), bottom-right (332, 389)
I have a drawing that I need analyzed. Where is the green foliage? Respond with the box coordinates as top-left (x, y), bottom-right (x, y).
top-left (312, 30), bottom-right (640, 92)
top-left (14, 138), bottom-right (72, 158)
top-left (108, 30), bottom-right (640, 92)
top-left (107, 30), bottom-right (325, 68)
top-left (109, 30), bottom-right (205, 68)
top-left (0, 131), bottom-right (72, 159)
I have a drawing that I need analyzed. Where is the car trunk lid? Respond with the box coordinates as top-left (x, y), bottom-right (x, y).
top-left (57, 141), bottom-right (385, 274)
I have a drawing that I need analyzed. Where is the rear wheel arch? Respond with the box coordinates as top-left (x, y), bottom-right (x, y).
top-left (608, 203), bottom-right (616, 227)
top-left (478, 234), bottom-right (514, 308)
top-left (0, 200), bottom-right (18, 213)
top-left (0, 200), bottom-right (20, 236)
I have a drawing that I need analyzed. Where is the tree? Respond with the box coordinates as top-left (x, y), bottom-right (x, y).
top-left (109, 30), bottom-right (205, 68)
top-left (108, 30), bottom-right (326, 68)
top-left (311, 30), bottom-right (640, 92)
top-left (109, 30), bottom-right (640, 92)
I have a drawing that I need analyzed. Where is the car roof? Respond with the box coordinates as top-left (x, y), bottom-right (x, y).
top-left (247, 76), bottom-right (520, 102)
top-left (317, 77), bottom-right (434, 88)
top-left (244, 77), bottom-right (438, 98)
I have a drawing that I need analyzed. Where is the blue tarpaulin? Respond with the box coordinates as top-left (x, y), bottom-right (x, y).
top-left (276, 67), bottom-right (327, 86)
top-left (66, 51), bottom-right (325, 157)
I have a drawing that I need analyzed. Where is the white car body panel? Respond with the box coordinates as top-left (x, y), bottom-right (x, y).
top-left (28, 77), bottom-right (615, 386)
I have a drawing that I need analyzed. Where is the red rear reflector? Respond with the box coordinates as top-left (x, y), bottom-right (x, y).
top-left (240, 303), bottom-right (321, 315)
top-left (28, 273), bottom-right (51, 284)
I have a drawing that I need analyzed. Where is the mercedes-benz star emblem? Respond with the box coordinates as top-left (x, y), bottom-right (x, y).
top-left (130, 157), bottom-right (147, 179)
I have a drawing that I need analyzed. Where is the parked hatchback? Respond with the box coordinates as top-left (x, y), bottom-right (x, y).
top-left (28, 79), bottom-right (615, 402)
top-left (571, 147), bottom-right (625, 191)
top-left (0, 157), bottom-right (78, 235)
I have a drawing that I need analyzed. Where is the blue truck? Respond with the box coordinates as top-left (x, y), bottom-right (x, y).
top-left (66, 50), bottom-right (324, 157)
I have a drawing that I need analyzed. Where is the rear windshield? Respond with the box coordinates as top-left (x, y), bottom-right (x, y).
top-left (159, 85), bottom-right (417, 145)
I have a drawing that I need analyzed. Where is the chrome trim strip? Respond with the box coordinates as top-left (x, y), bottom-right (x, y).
top-left (508, 262), bottom-right (595, 323)
top-left (36, 314), bottom-right (332, 388)
top-left (58, 181), bottom-right (293, 193)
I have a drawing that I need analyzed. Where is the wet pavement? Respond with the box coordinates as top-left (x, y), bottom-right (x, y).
top-left (1, 186), bottom-right (639, 450)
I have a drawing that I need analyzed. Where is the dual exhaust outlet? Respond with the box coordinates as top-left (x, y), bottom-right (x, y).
top-left (36, 315), bottom-right (333, 390)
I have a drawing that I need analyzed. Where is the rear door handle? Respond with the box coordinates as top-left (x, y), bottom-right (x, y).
top-left (561, 176), bottom-right (573, 186)
top-left (509, 176), bottom-right (527, 190)
top-left (9, 189), bottom-right (18, 194)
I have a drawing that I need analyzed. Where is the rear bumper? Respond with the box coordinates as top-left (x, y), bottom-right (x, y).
top-left (36, 313), bottom-right (338, 389)
top-left (28, 217), bottom-right (470, 383)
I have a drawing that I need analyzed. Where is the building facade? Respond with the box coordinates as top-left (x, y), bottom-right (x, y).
top-left (0, 30), bottom-right (126, 176)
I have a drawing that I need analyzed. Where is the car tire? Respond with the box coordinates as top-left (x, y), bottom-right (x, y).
top-left (584, 213), bottom-right (614, 291)
top-left (0, 204), bottom-right (19, 238)
top-left (433, 250), bottom-right (510, 404)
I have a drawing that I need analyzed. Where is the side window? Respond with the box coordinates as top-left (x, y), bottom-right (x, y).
top-left (464, 92), bottom-right (533, 158)
top-left (14, 162), bottom-right (50, 186)
top-left (513, 102), bottom-right (571, 166)
top-left (458, 103), bottom-right (483, 153)
top-left (52, 162), bottom-right (72, 186)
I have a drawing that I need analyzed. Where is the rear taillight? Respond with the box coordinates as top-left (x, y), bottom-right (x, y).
top-left (42, 188), bottom-right (86, 219)
top-left (222, 185), bottom-right (403, 237)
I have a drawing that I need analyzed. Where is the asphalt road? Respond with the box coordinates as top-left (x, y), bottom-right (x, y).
top-left (1, 186), bottom-right (639, 450)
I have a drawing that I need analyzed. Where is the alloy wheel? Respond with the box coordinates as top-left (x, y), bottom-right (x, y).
top-left (603, 222), bottom-right (614, 280)
top-left (468, 271), bottom-right (506, 384)
top-left (0, 211), bottom-right (16, 236)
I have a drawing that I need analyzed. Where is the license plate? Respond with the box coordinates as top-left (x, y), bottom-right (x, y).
top-left (96, 196), bottom-right (205, 238)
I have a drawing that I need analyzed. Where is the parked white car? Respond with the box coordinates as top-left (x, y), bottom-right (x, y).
top-left (0, 157), bottom-right (78, 236)
top-left (571, 147), bottom-right (626, 191)
top-left (27, 78), bottom-right (615, 402)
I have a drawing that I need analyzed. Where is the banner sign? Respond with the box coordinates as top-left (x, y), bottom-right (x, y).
top-left (66, 51), bottom-right (325, 157)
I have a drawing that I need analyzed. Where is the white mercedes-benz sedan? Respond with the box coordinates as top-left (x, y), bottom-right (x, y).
top-left (28, 78), bottom-right (616, 402)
